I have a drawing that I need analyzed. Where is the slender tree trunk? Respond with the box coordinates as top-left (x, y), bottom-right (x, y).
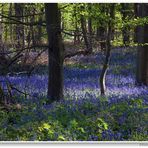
top-left (37, 8), bottom-right (43, 45)
top-left (0, 4), bottom-right (8, 75)
top-left (80, 4), bottom-right (92, 55)
top-left (0, 4), bottom-right (3, 46)
top-left (21, 4), bottom-right (25, 48)
top-left (73, 18), bottom-right (77, 44)
top-left (96, 5), bottom-right (107, 52)
top-left (87, 4), bottom-right (93, 53)
top-left (9, 3), bottom-right (13, 44)
top-left (73, 5), bottom-right (79, 45)
top-left (45, 3), bottom-right (64, 103)
top-left (121, 3), bottom-right (130, 46)
top-left (100, 4), bottom-right (115, 95)
top-left (97, 26), bottom-right (107, 52)
top-left (80, 15), bottom-right (90, 54)
top-left (74, 25), bottom-right (80, 45)
top-left (136, 4), bottom-right (148, 85)
top-left (14, 3), bottom-right (24, 48)
top-left (31, 6), bottom-right (35, 46)
top-left (134, 3), bottom-right (139, 43)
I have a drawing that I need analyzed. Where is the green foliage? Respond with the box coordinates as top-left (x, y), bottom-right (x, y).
top-left (124, 16), bottom-right (148, 29)
top-left (0, 93), bottom-right (147, 141)
top-left (0, 99), bottom-right (109, 141)
top-left (66, 63), bottom-right (100, 69)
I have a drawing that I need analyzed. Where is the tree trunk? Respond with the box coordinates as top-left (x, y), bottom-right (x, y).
top-left (100, 4), bottom-right (115, 95)
top-left (80, 4), bottom-right (93, 54)
top-left (45, 3), bottom-right (64, 103)
top-left (97, 26), bottom-right (107, 52)
top-left (87, 4), bottom-right (93, 53)
top-left (80, 15), bottom-right (90, 54)
top-left (9, 3), bottom-right (13, 44)
top-left (14, 3), bottom-right (24, 48)
top-left (37, 8), bottom-right (43, 45)
top-left (0, 4), bottom-right (8, 75)
top-left (0, 4), bottom-right (3, 45)
top-left (134, 3), bottom-right (138, 43)
top-left (31, 6), bottom-right (35, 46)
top-left (73, 5), bottom-right (80, 45)
top-left (96, 5), bottom-right (107, 52)
top-left (121, 3), bottom-right (130, 46)
top-left (136, 4), bottom-right (148, 85)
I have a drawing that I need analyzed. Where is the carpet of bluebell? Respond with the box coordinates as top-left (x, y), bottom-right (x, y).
top-left (0, 47), bottom-right (148, 141)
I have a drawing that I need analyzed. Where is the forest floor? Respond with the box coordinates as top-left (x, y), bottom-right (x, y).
top-left (21, 41), bottom-right (99, 66)
top-left (0, 43), bottom-right (148, 141)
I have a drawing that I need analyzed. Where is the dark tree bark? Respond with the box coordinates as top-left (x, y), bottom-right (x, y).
top-left (96, 26), bottom-right (106, 51)
top-left (0, 4), bottom-right (8, 75)
top-left (37, 8), bottom-right (44, 45)
top-left (87, 4), bottom-right (93, 53)
top-left (9, 3), bottom-right (13, 44)
top-left (100, 4), bottom-right (115, 95)
top-left (74, 22), bottom-right (80, 44)
top-left (0, 4), bottom-right (3, 45)
top-left (80, 15), bottom-right (90, 54)
top-left (96, 4), bottom-right (107, 52)
top-left (80, 5), bottom-right (92, 54)
top-left (134, 3), bottom-right (138, 43)
top-left (45, 3), bottom-right (64, 103)
top-left (30, 6), bottom-right (36, 46)
top-left (121, 3), bottom-right (130, 46)
top-left (135, 4), bottom-right (148, 86)
top-left (73, 5), bottom-right (80, 44)
top-left (14, 3), bottom-right (24, 48)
